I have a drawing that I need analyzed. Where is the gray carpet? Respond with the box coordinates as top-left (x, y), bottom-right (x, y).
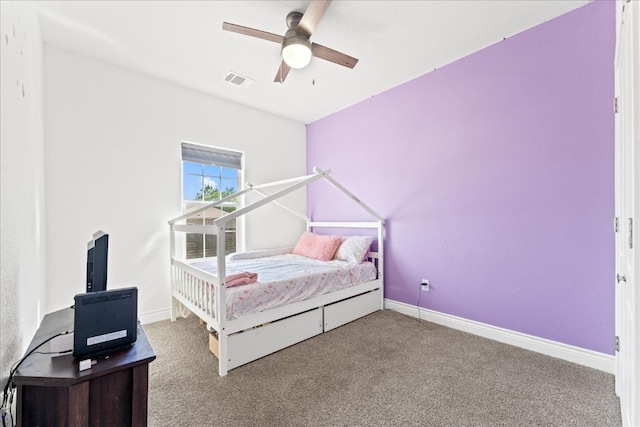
top-left (144, 310), bottom-right (621, 426)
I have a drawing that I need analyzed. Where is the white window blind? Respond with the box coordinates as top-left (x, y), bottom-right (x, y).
top-left (181, 142), bottom-right (242, 169)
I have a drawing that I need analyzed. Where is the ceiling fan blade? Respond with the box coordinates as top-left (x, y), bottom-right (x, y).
top-left (274, 61), bottom-right (292, 83)
top-left (312, 43), bottom-right (358, 69)
top-left (297, 0), bottom-right (332, 38)
top-left (222, 22), bottom-right (283, 44)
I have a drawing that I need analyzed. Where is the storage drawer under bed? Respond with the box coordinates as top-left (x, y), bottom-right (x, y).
top-left (324, 287), bottom-right (382, 331)
top-left (209, 307), bottom-right (323, 370)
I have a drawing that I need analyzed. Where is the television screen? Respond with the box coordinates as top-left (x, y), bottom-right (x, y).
top-left (87, 231), bottom-right (108, 292)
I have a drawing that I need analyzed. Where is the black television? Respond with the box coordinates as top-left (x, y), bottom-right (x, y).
top-left (86, 231), bottom-right (109, 292)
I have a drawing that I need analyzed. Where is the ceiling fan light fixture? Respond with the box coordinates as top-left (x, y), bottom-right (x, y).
top-left (281, 30), bottom-right (312, 69)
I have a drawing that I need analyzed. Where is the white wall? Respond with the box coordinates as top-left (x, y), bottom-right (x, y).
top-left (43, 45), bottom-right (307, 322)
top-left (0, 0), bottom-right (46, 386)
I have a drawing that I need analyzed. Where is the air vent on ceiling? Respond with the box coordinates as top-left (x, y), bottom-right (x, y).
top-left (223, 71), bottom-right (254, 89)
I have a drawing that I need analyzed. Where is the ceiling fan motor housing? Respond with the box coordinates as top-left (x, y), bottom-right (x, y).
top-left (281, 12), bottom-right (312, 69)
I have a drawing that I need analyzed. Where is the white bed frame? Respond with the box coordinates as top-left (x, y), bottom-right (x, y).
top-left (168, 168), bottom-right (385, 376)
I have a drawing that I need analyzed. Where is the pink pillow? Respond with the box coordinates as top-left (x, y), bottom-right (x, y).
top-left (292, 231), bottom-right (342, 261)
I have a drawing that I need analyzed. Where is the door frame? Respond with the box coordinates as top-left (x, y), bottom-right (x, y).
top-left (614, 1), bottom-right (639, 426)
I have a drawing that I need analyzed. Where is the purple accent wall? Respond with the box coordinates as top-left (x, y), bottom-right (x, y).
top-left (306, 1), bottom-right (615, 354)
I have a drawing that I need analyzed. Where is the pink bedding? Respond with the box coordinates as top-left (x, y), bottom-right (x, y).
top-left (189, 254), bottom-right (377, 320)
top-left (225, 271), bottom-right (258, 287)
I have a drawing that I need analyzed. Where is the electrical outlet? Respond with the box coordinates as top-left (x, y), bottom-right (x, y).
top-left (421, 279), bottom-right (430, 292)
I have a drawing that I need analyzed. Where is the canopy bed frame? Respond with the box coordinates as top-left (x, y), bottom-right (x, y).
top-left (168, 167), bottom-right (384, 376)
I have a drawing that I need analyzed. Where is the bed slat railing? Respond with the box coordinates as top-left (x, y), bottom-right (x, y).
top-left (171, 259), bottom-right (220, 321)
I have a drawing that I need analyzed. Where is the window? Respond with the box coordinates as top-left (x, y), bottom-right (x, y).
top-left (181, 142), bottom-right (242, 259)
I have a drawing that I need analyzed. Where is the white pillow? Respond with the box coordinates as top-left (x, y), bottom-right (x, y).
top-left (334, 236), bottom-right (374, 264)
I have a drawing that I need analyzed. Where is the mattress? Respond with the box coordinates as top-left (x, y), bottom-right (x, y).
top-left (189, 254), bottom-right (377, 320)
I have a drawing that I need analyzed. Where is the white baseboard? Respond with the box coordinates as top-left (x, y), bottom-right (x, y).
top-left (384, 299), bottom-right (615, 374)
top-left (139, 307), bottom-right (171, 325)
top-left (140, 301), bottom-right (616, 374)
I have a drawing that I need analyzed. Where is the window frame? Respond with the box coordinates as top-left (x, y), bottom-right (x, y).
top-left (181, 141), bottom-right (243, 259)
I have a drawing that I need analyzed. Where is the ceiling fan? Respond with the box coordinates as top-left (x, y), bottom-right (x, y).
top-left (222, 0), bottom-right (358, 83)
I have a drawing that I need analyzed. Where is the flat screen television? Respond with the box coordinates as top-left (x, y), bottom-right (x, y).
top-left (86, 231), bottom-right (109, 293)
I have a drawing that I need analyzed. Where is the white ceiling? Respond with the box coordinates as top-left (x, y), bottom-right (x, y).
top-left (34, 0), bottom-right (590, 124)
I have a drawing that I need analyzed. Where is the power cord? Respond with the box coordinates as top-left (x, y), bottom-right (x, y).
top-left (416, 285), bottom-right (423, 322)
top-left (1, 330), bottom-right (73, 427)
top-left (32, 350), bottom-right (73, 355)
